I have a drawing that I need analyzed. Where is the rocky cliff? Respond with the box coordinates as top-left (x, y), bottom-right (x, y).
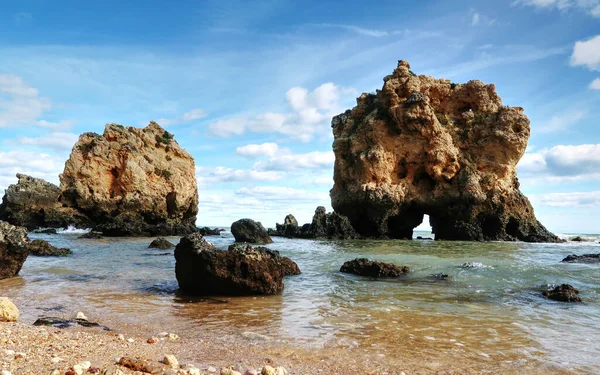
top-left (330, 60), bottom-right (558, 242)
top-left (0, 122), bottom-right (199, 236)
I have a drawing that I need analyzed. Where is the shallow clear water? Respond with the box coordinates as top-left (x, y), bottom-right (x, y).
top-left (1, 230), bottom-right (599, 373)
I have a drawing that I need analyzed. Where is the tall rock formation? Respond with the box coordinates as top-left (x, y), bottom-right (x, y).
top-left (0, 122), bottom-right (199, 236)
top-left (330, 60), bottom-right (558, 242)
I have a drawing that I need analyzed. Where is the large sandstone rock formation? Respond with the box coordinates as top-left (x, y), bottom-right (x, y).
top-left (0, 122), bottom-right (199, 236)
top-left (0, 221), bottom-right (29, 280)
top-left (330, 60), bottom-right (558, 242)
top-left (174, 233), bottom-right (300, 295)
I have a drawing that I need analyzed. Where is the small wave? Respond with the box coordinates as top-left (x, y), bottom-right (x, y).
top-left (458, 262), bottom-right (488, 269)
top-left (59, 225), bottom-right (91, 234)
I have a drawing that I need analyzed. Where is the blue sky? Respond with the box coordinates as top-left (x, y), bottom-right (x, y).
top-left (0, 0), bottom-right (599, 232)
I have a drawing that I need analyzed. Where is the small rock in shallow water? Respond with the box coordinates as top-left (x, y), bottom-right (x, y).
top-left (340, 258), bottom-right (409, 278)
top-left (148, 237), bottom-right (174, 250)
top-left (78, 232), bottom-right (103, 239)
top-left (561, 253), bottom-right (600, 263)
top-left (543, 284), bottom-right (582, 302)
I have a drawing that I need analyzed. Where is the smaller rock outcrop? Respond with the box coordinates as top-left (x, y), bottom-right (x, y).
top-left (561, 253), bottom-right (600, 263)
top-left (174, 233), bottom-right (299, 295)
top-left (148, 237), bottom-right (174, 249)
top-left (27, 240), bottom-right (72, 256)
top-left (34, 228), bottom-right (58, 234)
top-left (231, 219), bottom-right (273, 244)
top-left (0, 297), bottom-right (19, 322)
top-left (270, 207), bottom-right (359, 240)
top-left (78, 232), bottom-right (103, 239)
top-left (340, 258), bottom-right (410, 278)
top-left (570, 236), bottom-right (586, 242)
top-left (542, 284), bottom-right (581, 302)
top-left (198, 227), bottom-right (225, 236)
top-left (0, 221), bottom-right (29, 280)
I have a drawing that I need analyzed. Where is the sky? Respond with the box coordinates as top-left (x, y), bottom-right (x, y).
top-left (0, 0), bottom-right (599, 233)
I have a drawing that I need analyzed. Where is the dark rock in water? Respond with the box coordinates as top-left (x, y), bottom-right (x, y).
top-left (0, 221), bottom-right (29, 280)
top-left (542, 284), bottom-right (581, 302)
top-left (416, 236), bottom-right (433, 240)
top-left (198, 227), bottom-right (225, 236)
top-left (561, 253), bottom-right (600, 263)
top-left (27, 239), bottom-right (72, 256)
top-left (33, 317), bottom-right (110, 330)
top-left (231, 218), bottom-right (273, 244)
top-left (174, 233), bottom-right (299, 295)
top-left (340, 258), bottom-right (409, 278)
top-left (570, 236), bottom-right (586, 242)
top-left (431, 273), bottom-right (449, 280)
top-left (78, 232), bottom-right (103, 239)
top-left (271, 207), bottom-right (359, 240)
top-left (34, 228), bottom-right (58, 234)
top-left (148, 237), bottom-right (174, 249)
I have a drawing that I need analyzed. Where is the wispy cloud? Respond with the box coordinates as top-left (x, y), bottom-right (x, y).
top-left (513, 0), bottom-right (600, 17)
top-left (590, 77), bottom-right (600, 89)
top-left (316, 23), bottom-right (390, 37)
top-left (156, 108), bottom-right (206, 126)
top-left (535, 110), bottom-right (587, 133)
top-left (518, 143), bottom-right (600, 180)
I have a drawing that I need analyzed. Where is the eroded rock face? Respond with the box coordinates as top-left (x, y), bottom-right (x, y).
top-left (0, 221), bottom-right (29, 280)
top-left (330, 60), bottom-right (558, 242)
top-left (174, 233), bottom-right (299, 295)
top-left (231, 219), bottom-right (273, 244)
top-left (340, 258), bottom-right (409, 278)
top-left (59, 122), bottom-right (198, 236)
top-left (27, 239), bottom-right (72, 256)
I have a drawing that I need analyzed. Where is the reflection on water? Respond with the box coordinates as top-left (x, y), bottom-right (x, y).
top-left (0, 231), bottom-right (599, 373)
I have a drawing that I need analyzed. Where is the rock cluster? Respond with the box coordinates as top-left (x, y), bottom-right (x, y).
top-left (329, 60), bottom-right (558, 242)
top-left (269, 207), bottom-right (358, 240)
top-left (0, 221), bottom-right (29, 280)
top-left (27, 239), bottom-right (72, 256)
top-left (198, 227), bottom-right (225, 236)
top-left (149, 238), bottom-right (174, 249)
top-left (174, 233), bottom-right (300, 295)
top-left (340, 258), bottom-right (410, 277)
top-left (0, 122), bottom-right (199, 237)
top-left (231, 219), bottom-right (273, 244)
top-left (542, 284), bottom-right (581, 302)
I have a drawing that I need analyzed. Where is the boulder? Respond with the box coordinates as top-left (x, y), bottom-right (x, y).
top-left (231, 219), bottom-right (273, 244)
top-left (148, 237), bottom-right (174, 249)
top-left (78, 232), bottom-right (103, 239)
top-left (570, 236), bottom-right (586, 242)
top-left (0, 297), bottom-right (19, 322)
top-left (561, 254), bottom-right (600, 263)
top-left (271, 208), bottom-right (359, 240)
top-left (0, 221), bottom-right (29, 280)
top-left (174, 233), bottom-right (300, 295)
top-left (542, 284), bottom-right (581, 302)
top-left (27, 239), bottom-right (72, 256)
top-left (0, 122), bottom-right (199, 237)
top-left (198, 227), bottom-right (225, 236)
top-left (340, 258), bottom-right (409, 278)
top-left (330, 60), bottom-right (559, 242)
top-left (34, 228), bottom-right (58, 234)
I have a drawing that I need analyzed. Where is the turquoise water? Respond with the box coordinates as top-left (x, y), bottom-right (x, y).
top-left (0, 229), bottom-right (599, 373)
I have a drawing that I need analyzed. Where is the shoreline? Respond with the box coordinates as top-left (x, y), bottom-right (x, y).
top-left (0, 319), bottom-right (579, 375)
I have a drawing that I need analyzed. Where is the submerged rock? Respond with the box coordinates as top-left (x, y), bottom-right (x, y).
top-left (198, 227), bottom-right (225, 236)
top-left (148, 237), bottom-right (174, 249)
top-left (570, 236), bottom-right (586, 242)
top-left (330, 60), bottom-right (558, 242)
top-left (0, 123), bottom-right (200, 237)
top-left (270, 207), bottom-right (359, 240)
top-left (0, 221), bottom-right (29, 280)
top-left (0, 297), bottom-right (19, 322)
top-left (34, 228), bottom-right (58, 234)
top-left (78, 232), bottom-right (103, 239)
top-left (340, 258), bottom-right (409, 278)
top-left (27, 239), bottom-right (72, 256)
top-left (561, 253), bottom-right (600, 263)
top-left (33, 317), bottom-right (109, 329)
top-left (174, 233), bottom-right (300, 295)
top-left (542, 284), bottom-right (581, 303)
top-left (231, 219), bottom-right (273, 244)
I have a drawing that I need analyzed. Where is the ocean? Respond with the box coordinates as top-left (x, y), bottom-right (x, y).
top-left (1, 228), bottom-right (599, 373)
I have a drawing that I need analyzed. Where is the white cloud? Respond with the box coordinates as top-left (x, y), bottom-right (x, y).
top-left (514, 0), bottom-right (600, 16)
top-left (316, 23), bottom-right (389, 37)
top-left (518, 144), bottom-right (600, 180)
top-left (236, 142), bottom-right (280, 158)
top-left (207, 83), bottom-right (355, 142)
top-left (36, 120), bottom-right (75, 131)
top-left (0, 74), bottom-right (51, 128)
top-left (590, 77), bottom-right (600, 89)
top-left (11, 132), bottom-right (79, 152)
top-left (530, 191), bottom-right (600, 207)
top-left (472, 13), bottom-right (481, 25)
top-left (236, 186), bottom-right (329, 202)
top-left (0, 151), bottom-right (64, 191)
top-left (571, 35), bottom-right (600, 70)
top-left (535, 110), bottom-right (586, 133)
top-left (470, 11), bottom-right (496, 26)
top-left (196, 166), bottom-right (283, 185)
top-left (254, 151), bottom-right (335, 171)
top-left (157, 108), bottom-right (206, 126)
